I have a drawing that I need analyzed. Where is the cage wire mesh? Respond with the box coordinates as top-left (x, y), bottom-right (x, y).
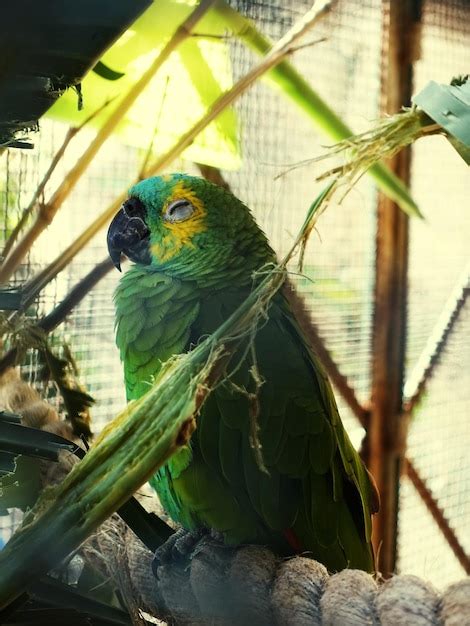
top-left (406, 0), bottom-right (470, 373)
top-left (0, 0), bottom-right (468, 589)
top-left (398, 0), bottom-right (470, 588)
top-left (224, 0), bottom-right (382, 447)
top-left (400, 299), bottom-right (470, 586)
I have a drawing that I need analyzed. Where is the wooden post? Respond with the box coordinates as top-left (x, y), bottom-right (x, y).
top-left (369, 0), bottom-right (421, 576)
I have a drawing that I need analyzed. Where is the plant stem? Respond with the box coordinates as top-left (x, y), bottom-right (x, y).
top-left (139, 76), bottom-right (170, 180)
top-left (0, 0), bottom-right (217, 285)
top-left (0, 369), bottom-right (200, 608)
top-left (213, 0), bottom-right (420, 217)
top-left (13, 0), bottom-right (332, 304)
top-left (2, 128), bottom-right (75, 260)
top-left (143, 0), bottom-right (334, 178)
top-left (1, 100), bottom-right (115, 261)
top-left (38, 258), bottom-right (116, 333)
top-left (0, 258), bottom-right (118, 375)
top-left (19, 193), bottom-right (127, 312)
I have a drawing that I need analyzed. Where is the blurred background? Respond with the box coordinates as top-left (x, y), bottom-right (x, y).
top-left (0, 0), bottom-right (469, 590)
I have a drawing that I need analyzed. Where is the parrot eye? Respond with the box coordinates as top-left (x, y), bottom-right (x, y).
top-left (164, 199), bottom-right (195, 223)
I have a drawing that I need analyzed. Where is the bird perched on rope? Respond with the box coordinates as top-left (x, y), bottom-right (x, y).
top-left (107, 173), bottom-right (379, 572)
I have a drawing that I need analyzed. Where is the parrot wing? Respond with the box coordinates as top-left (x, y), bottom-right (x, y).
top-left (192, 288), bottom-right (376, 571)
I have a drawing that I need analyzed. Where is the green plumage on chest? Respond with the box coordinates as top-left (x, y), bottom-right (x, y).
top-left (115, 265), bottom-right (375, 571)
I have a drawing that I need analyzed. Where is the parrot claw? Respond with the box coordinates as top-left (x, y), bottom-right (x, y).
top-left (152, 527), bottom-right (209, 575)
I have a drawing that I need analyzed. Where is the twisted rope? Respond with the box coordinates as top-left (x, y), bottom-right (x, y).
top-left (144, 538), bottom-right (470, 625)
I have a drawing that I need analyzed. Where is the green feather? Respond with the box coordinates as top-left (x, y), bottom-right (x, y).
top-left (309, 472), bottom-right (339, 548)
top-left (259, 412), bottom-right (287, 467)
top-left (218, 423), bottom-right (244, 487)
top-left (197, 394), bottom-right (221, 474)
top-left (132, 326), bottom-right (164, 353)
top-left (309, 420), bottom-right (336, 474)
top-left (276, 433), bottom-right (309, 478)
top-left (241, 430), bottom-right (263, 518)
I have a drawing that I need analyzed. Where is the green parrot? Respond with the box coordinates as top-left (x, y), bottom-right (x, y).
top-left (107, 173), bottom-right (378, 572)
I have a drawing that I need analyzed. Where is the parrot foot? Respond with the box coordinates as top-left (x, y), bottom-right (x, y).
top-left (152, 527), bottom-right (211, 574)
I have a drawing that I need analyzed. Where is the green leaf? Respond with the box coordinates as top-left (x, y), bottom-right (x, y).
top-left (47, 0), bottom-right (240, 170)
top-left (213, 1), bottom-right (420, 218)
top-left (92, 61), bottom-right (125, 81)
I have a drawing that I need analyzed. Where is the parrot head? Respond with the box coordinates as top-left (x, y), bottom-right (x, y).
top-left (107, 173), bottom-right (274, 284)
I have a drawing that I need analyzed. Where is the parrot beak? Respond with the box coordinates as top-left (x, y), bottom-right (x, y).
top-left (107, 197), bottom-right (152, 271)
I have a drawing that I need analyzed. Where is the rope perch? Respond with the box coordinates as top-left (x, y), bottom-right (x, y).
top-left (121, 530), bottom-right (470, 626)
top-left (23, 433), bottom-right (470, 626)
